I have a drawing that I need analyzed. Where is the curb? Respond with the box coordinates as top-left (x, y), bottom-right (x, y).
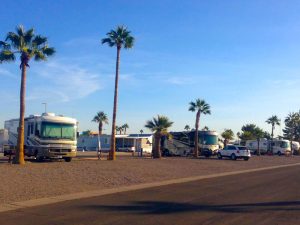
top-left (1, 162), bottom-right (300, 213)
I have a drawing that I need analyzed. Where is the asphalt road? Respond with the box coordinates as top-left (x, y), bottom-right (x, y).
top-left (1, 165), bottom-right (300, 225)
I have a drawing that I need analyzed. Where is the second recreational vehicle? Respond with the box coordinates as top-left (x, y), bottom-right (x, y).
top-left (245, 139), bottom-right (291, 155)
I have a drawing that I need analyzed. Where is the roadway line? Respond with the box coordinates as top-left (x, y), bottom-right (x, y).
top-left (1, 162), bottom-right (300, 213)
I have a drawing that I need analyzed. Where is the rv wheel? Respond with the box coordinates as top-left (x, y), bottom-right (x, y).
top-left (64, 157), bottom-right (72, 162)
top-left (277, 151), bottom-right (282, 156)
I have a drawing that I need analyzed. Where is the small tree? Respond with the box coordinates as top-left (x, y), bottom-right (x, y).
top-left (122, 123), bottom-right (129, 134)
top-left (184, 125), bottom-right (190, 132)
top-left (266, 115), bottom-right (280, 139)
top-left (145, 115), bottom-right (173, 159)
top-left (140, 129), bottom-right (144, 135)
top-left (92, 111), bottom-right (109, 135)
top-left (221, 129), bottom-right (234, 147)
top-left (254, 127), bottom-right (265, 156)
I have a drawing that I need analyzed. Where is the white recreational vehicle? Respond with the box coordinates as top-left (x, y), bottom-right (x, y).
top-left (4, 113), bottom-right (78, 162)
top-left (245, 138), bottom-right (291, 155)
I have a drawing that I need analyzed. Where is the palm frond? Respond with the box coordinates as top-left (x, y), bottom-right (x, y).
top-left (5, 32), bottom-right (20, 49)
top-left (24, 28), bottom-right (34, 45)
top-left (33, 50), bottom-right (46, 61)
top-left (0, 50), bottom-right (16, 63)
top-left (0, 41), bottom-right (11, 50)
top-left (41, 46), bottom-right (55, 56)
top-left (32, 35), bottom-right (47, 46)
top-left (16, 25), bottom-right (25, 37)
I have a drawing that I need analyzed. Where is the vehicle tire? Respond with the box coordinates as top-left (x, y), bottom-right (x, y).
top-left (64, 157), bottom-right (72, 162)
top-left (231, 154), bottom-right (237, 160)
top-left (277, 151), bottom-right (281, 156)
top-left (243, 157), bottom-right (249, 161)
top-left (217, 153), bottom-right (222, 159)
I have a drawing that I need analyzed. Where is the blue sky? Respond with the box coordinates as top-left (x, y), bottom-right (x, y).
top-left (1, 0), bottom-right (300, 137)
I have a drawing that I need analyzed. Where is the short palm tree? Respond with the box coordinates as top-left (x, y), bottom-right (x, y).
top-left (92, 111), bottom-right (109, 135)
top-left (140, 129), bottom-right (144, 135)
top-left (184, 125), bottom-right (190, 132)
top-left (116, 126), bottom-right (123, 135)
top-left (266, 115), bottom-right (280, 139)
top-left (0, 25), bottom-right (55, 164)
top-left (221, 129), bottom-right (234, 147)
top-left (122, 123), bottom-right (129, 134)
top-left (102, 25), bottom-right (134, 160)
top-left (189, 99), bottom-right (211, 157)
top-left (145, 115), bottom-right (173, 158)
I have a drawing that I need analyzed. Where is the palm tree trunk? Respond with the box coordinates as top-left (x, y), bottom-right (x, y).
top-left (257, 139), bottom-right (261, 156)
top-left (109, 46), bottom-right (121, 160)
top-left (194, 111), bottom-right (200, 158)
top-left (14, 64), bottom-right (26, 165)
top-left (153, 132), bottom-right (161, 158)
top-left (271, 125), bottom-right (274, 139)
top-left (99, 122), bottom-right (102, 135)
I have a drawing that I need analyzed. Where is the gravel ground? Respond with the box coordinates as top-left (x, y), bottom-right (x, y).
top-left (0, 154), bottom-right (299, 204)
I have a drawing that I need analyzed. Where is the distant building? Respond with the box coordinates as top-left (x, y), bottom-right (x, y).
top-left (77, 133), bottom-right (153, 153)
top-left (0, 129), bottom-right (9, 152)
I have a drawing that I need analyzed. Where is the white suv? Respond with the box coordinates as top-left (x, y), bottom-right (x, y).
top-left (217, 145), bottom-right (251, 161)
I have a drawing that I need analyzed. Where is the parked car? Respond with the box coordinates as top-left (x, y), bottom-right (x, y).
top-left (217, 145), bottom-right (251, 161)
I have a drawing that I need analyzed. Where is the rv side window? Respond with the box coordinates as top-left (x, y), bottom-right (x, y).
top-left (27, 124), bottom-right (31, 137)
top-left (35, 124), bottom-right (40, 136)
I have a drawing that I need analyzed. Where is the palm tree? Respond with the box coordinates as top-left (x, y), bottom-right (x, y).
top-left (92, 111), bottom-right (109, 135)
top-left (116, 126), bottom-right (123, 135)
top-left (266, 115), bottom-right (280, 139)
top-left (140, 129), bottom-right (144, 135)
top-left (202, 126), bottom-right (209, 131)
top-left (189, 99), bottom-right (211, 157)
top-left (122, 123), bottom-right (129, 134)
top-left (145, 115), bottom-right (173, 159)
top-left (0, 25), bottom-right (55, 164)
top-left (221, 129), bottom-right (234, 147)
top-left (102, 25), bottom-right (134, 160)
top-left (184, 125), bottom-right (190, 132)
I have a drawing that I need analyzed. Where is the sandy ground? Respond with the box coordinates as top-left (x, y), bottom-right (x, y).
top-left (0, 153), bottom-right (299, 204)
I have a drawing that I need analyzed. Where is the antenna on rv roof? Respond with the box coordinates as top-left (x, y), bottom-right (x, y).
top-left (42, 103), bottom-right (47, 113)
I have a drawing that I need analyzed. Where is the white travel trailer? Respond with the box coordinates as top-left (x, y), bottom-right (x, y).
top-left (245, 138), bottom-right (291, 155)
top-left (4, 113), bottom-right (78, 162)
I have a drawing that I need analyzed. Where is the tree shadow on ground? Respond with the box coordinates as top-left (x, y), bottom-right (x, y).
top-left (84, 200), bottom-right (300, 215)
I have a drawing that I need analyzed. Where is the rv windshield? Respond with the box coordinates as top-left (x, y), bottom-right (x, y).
top-left (41, 122), bottom-right (75, 140)
top-left (199, 134), bottom-right (218, 145)
top-left (280, 141), bottom-right (290, 148)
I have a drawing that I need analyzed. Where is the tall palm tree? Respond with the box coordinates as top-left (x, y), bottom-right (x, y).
top-left (122, 123), bottom-right (129, 134)
top-left (145, 115), bottom-right (173, 159)
top-left (189, 99), bottom-right (211, 157)
top-left (184, 125), bottom-right (190, 132)
top-left (0, 25), bottom-right (55, 164)
top-left (92, 111), bottom-right (109, 135)
top-left (266, 115), bottom-right (280, 139)
top-left (140, 129), bottom-right (144, 135)
top-left (102, 25), bottom-right (134, 160)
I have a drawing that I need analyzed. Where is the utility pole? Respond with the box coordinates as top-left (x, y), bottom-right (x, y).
top-left (42, 103), bottom-right (47, 113)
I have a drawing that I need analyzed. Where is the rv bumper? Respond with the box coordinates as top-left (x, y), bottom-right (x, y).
top-left (39, 148), bottom-right (77, 158)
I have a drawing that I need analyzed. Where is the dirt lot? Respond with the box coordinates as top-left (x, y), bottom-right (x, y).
top-left (0, 153), bottom-right (299, 204)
